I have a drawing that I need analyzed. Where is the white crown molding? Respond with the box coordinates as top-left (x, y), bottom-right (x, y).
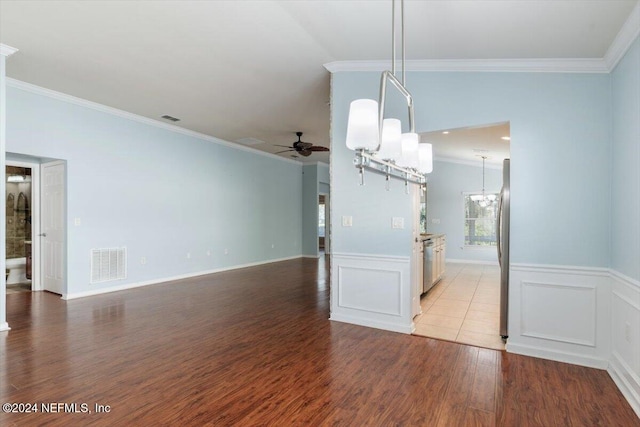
top-left (0, 44), bottom-right (19, 57)
top-left (325, 7), bottom-right (640, 76)
top-left (604, 0), bottom-right (640, 71)
top-left (6, 78), bottom-right (302, 166)
top-left (324, 58), bottom-right (610, 74)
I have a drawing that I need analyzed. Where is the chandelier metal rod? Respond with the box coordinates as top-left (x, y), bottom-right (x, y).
top-left (354, 150), bottom-right (426, 185)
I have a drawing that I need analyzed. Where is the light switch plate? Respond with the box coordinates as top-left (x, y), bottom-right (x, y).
top-left (392, 217), bottom-right (404, 229)
top-left (342, 216), bottom-right (353, 227)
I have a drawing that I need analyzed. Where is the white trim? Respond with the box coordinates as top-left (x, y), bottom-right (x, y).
top-left (510, 262), bottom-right (611, 277)
top-left (324, 58), bottom-right (610, 74)
top-left (0, 44), bottom-right (18, 57)
top-left (610, 268), bottom-right (640, 291)
top-left (520, 280), bottom-right (597, 347)
top-left (331, 252), bottom-right (410, 263)
top-left (329, 313), bottom-right (414, 334)
top-left (506, 342), bottom-right (609, 370)
top-left (6, 78), bottom-right (301, 166)
top-left (608, 353), bottom-right (640, 419)
top-left (0, 322), bottom-right (10, 332)
top-left (604, 1), bottom-right (640, 71)
top-left (62, 255), bottom-right (303, 300)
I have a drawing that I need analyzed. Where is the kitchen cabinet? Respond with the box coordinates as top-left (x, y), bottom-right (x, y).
top-left (422, 234), bottom-right (446, 294)
top-left (434, 235), bottom-right (446, 282)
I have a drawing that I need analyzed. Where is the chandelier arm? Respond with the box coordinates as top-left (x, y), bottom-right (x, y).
top-left (378, 71), bottom-right (415, 140)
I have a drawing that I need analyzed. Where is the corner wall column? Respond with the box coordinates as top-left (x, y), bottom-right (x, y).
top-left (0, 44), bottom-right (19, 332)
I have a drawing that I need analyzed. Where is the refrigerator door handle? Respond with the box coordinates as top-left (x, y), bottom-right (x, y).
top-left (496, 188), bottom-right (503, 266)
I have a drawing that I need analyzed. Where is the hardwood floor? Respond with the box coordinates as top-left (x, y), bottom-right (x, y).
top-left (1, 256), bottom-right (638, 426)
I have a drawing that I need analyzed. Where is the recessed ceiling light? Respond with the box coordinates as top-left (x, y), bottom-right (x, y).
top-left (501, 136), bottom-right (510, 141)
top-left (442, 131), bottom-right (450, 135)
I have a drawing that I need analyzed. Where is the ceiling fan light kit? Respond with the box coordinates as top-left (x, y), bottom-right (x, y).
top-left (345, 0), bottom-right (432, 190)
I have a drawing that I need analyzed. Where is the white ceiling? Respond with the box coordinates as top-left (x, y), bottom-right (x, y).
top-left (422, 123), bottom-right (510, 168)
top-left (0, 1), bottom-right (637, 164)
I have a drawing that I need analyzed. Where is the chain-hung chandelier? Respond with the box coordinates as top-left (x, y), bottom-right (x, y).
top-left (470, 156), bottom-right (497, 207)
top-left (344, 0), bottom-right (433, 190)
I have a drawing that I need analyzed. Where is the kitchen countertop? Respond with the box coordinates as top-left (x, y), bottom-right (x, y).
top-left (420, 233), bottom-right (445, 241)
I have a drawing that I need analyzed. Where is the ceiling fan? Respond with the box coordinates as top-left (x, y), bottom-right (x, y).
top-left (274, 132), bottom-right (329, 157)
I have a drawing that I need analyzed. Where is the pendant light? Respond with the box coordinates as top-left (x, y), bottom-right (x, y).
top-left (471, 156), bottom-right (496, 207)
top-left (345, 0), bottom-right (432, 188)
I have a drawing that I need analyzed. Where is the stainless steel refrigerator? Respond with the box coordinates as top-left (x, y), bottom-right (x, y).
top-left (497, 159), bottom-right (510, 339)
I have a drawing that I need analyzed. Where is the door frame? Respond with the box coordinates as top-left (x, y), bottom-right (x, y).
top-left (6, 159), bottom-right (41, 291)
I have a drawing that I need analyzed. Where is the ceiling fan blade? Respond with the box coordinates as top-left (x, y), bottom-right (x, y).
top-left (308, 146), bottom-right (330, 152)
top-left (299, 149), bottom-right (313, 157)
top-left (274, 149), bottom-right (295, 154)
top-left (274, 145), bottom-right (294, 148)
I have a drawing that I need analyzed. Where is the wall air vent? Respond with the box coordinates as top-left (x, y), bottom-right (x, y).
top-left (91, 247), bottom-right (127, 284)
top-left (161, 115), bottom-right (180, 122)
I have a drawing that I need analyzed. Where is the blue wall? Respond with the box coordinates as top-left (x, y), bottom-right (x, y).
top-left (611, 36), bottom-right (640, 281)
top-left (7, 84), bottom-right (303, 295)
top-left (331, 70), bottom-right (612, 267)
top-left (427, 160), bottom-right (503, 263)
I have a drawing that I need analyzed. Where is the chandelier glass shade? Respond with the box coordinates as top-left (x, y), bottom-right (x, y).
top-left (344, 0), bottom-right (432, 187)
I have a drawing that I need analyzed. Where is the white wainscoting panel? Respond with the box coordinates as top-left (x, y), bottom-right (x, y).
top-left (521, 281), bottom-right (596, 346)
top-left (608, 270), bottom-right (640, 418)
top-left (507, 264), bottom-right (611, 369)
top-left (330, 253), bottom-right (413, 334)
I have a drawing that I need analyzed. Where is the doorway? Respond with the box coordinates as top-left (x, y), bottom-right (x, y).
top-left (411, 122), bottom-right (510, 350)
top-left (318, 195), bottom-right (326, 253)
top-left (4, 158), bottom-right (66, 296)
top-left (5, 162), bottom-right (36, 293)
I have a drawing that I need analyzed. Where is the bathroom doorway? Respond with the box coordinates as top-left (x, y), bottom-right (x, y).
top-left (5, 163), bottom-right (35, 293)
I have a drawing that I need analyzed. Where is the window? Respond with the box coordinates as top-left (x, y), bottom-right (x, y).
top-left (464, 193), bottom-right (498, 246)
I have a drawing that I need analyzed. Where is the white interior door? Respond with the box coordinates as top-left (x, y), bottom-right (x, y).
top-left (41, 161), bottom-right (65, 295)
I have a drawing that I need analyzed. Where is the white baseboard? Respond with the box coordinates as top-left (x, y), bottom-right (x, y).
top-left (608, 353), bottom-right (640, 419)
top-left (0, 322), bottom-right (10, 332)
top-left (330, 313), bottom-right (413, 334)
top-left (506, 342), bottom-right (609, 369)
top-left (63, 255), bottom-right (303, 300)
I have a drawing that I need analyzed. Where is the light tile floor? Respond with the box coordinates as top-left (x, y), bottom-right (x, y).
top-left (413, 263), bottom-right (506, 350)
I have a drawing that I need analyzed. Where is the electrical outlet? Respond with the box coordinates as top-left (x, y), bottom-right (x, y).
top-left (625, 322), bottom-right (631, 343)
top-left (74, 218), bottom-right (81, 226)
top-left (140, 256), bottom-right (146, 265)
top-left (392, 217), bottom-right (404, 229)
top-left (342, 216), bottom-right (353, 227)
